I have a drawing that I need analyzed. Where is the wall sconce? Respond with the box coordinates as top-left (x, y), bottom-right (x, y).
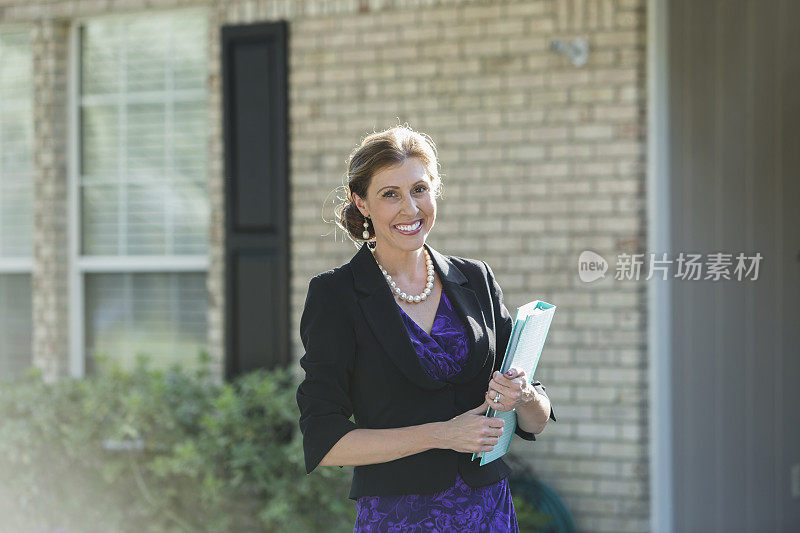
top-left (549, 38), bottom-right (590, 67)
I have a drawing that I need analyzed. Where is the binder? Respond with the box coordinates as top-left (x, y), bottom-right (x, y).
top-left (472, 300), bottom-right (556, 466)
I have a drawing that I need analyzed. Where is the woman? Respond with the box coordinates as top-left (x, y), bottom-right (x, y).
top-left (296, 125), bottom-right (556, 532)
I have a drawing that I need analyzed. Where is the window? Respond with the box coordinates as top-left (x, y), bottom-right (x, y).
top-left (73, 11), bottom-right (209, 374)
top-left (0, 27), bottom-right (33, 379)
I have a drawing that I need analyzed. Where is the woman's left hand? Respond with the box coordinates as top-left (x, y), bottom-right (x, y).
top-left (485, 367), bottom-right (537, 412)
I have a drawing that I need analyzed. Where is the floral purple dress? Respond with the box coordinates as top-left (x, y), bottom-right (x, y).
top-left (354, 290), bottom-right (519, 533)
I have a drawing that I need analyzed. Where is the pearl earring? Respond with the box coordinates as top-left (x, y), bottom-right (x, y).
top-left (362, 216), bottom-right (370, 239)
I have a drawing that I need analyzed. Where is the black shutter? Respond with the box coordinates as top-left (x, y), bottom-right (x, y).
top-left (221, 21), bottom-right (289, 380)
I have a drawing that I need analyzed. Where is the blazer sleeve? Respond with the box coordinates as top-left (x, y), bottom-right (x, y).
top-left (483, 261), bottom-right (557, 442)
top-left (296, 274), bottom-right (359, 474)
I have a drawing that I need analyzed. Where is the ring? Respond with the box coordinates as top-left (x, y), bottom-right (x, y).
top-left (494, 392), bottom-right (502, 403)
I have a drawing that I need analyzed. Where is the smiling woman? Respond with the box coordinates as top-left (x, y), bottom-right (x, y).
top-left (298, 124), bottom-right (555, 532)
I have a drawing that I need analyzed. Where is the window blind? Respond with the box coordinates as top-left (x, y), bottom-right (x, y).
top-left (0, 27), bottom-right (33, 258)
top-left (84, 272), bottom-right (207, 373)
top-left (0, 274), bottom-right (32, 379)
top-left (80, 14), bottom-right (208, 256)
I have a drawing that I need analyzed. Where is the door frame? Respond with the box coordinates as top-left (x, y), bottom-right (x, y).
top-left (647, 0), bottom-right (673, 531)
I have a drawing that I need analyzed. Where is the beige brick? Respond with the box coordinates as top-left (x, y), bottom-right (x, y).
top-left (318, 31), bottom-right (357, 48)
top-left (503, 1), bottom-right (552, 18)
top-left (594, 30), bottom-right (644, 48)
top-left (419, 41), bottom-right (459, 59)
top-left (529, 90), bottom-right (570, 105)
top-left (462, 38), bottom-right (506, 57)
top-left (572, 86), bottom-right (617, 102)
top-left (460, 76), bottom-right (502, 92)
top-left (597, 178), bottom-right (641, 194)
top-left (591, 49), bottom-right (619, 66)
top-left (361, 28), bottom-right (400, 46)
top-left (484, 19), bottom-right (525, 36)
top-left (558, 476), bottom-right (598, 495)
top-left (547, 69), bottom-right (592, 87)
top-left (461, 3), bottom-right (502, 21)
top-left (506, 36), bottom-right (551, 54)
top-left (554, 439), bottom-right (597, 456)
top-left (321, 65), bottom-right (358, 83)
top-left (594, 140), bottom-right (645, 156)
top-left (382, 46), bottom-right (419, 62)
top-left (484, 127), bottom-right (525, 143)
top-left (545, 106), bottom-right (591, 123)
top-left (573, 197), bottom-right (615, 213)
top-left (573, 310), bottom-right (615, 326)
top-left (618, 0), bottom-right (646, 9)
top-left (597, 367), bottom-right (643, 384)
top-left (592, 104), bottom-right (641, 121)
top-left (529, 16), bottom-right (556, 33)
top-left (619, 84), bottom-right (645, 103)
top-left (575, 161), bottom-right (616, 176)
top-left (442, 22), bottom-right (484, 41)
top-left (400, 25), bottom-right (441, 42)
top-left (439, 58), bottom-right (481, 76)
top-left (507, 73), bottom-right (546, 90)
top-left (573, 124), bottom-right (616, 140)
top-left (620, 47), bottom-right (646, 66)
top-left (552, 180), bottom-right (593, 194)
top-left (527, 127), bottom-right (570, 142)
top-left (576, 422), bottom-right (617, 440)
top-left (597, 478), bottom-right (646, 497)
top-left (552, 366), bottom-right (593, 383)
top-left (593, 67), bottom-right (640, 84)
top-left (506, 144), bottom-right (546, 161)
top-left (549, 143), bottom-right (594, 158)
top-left (529, 235), bottom-right (572, 252)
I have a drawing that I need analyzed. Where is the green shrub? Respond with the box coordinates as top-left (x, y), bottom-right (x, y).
top-left (0, 354), bottom-right (355, 532)
top-left (511, 495), bottom-right (554, 532)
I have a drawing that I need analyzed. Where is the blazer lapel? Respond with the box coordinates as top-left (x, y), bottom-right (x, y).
top-left (350, 241), bottom-right (490, 390)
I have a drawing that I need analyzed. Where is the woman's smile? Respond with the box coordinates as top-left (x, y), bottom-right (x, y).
top-left (393, 218), bottom-right (424, 235)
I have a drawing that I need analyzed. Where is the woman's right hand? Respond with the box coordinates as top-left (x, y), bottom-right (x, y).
top-left (436, 399), bottom-right (505, 454)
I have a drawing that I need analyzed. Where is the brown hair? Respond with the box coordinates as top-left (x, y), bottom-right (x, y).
top-left (334, 123), bottom-right (444, 246)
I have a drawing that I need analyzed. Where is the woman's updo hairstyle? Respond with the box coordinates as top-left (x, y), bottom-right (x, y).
top-left (334, 124), bottom-right (443, 246)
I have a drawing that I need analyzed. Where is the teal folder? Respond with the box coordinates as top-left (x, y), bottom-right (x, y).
top-left (471, 300), bottom-right (556, 466)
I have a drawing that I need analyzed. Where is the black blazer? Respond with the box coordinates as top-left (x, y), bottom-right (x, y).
top-left (296, 241), bottom-right (556, 500)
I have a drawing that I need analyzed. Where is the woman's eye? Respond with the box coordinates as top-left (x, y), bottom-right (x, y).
top-left (382, 185), bottom-right (428, 198)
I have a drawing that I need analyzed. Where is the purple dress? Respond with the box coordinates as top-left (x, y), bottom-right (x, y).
top-left (354, 290), bottom-right (519, 532)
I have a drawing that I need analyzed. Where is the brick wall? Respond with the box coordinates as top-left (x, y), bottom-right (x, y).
top-left (30, 19), bottom-right (70, 383)
top-left (4, 1), bottom-right (648, 531)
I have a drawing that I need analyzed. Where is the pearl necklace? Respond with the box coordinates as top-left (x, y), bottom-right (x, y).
top-left (370, 246), bottom-right (435, 303)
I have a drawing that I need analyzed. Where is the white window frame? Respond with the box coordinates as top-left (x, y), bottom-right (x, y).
top-left (0, 258), bottom-right (31, 273)
top-left (67, 8), bottom-right (210, 378)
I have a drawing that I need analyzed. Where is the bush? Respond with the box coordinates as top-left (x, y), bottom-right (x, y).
top-left (0, 354), bottom-right (355, 533)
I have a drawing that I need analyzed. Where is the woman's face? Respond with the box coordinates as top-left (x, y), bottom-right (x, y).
top-left (353, 157), bottom-right (437, 254)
